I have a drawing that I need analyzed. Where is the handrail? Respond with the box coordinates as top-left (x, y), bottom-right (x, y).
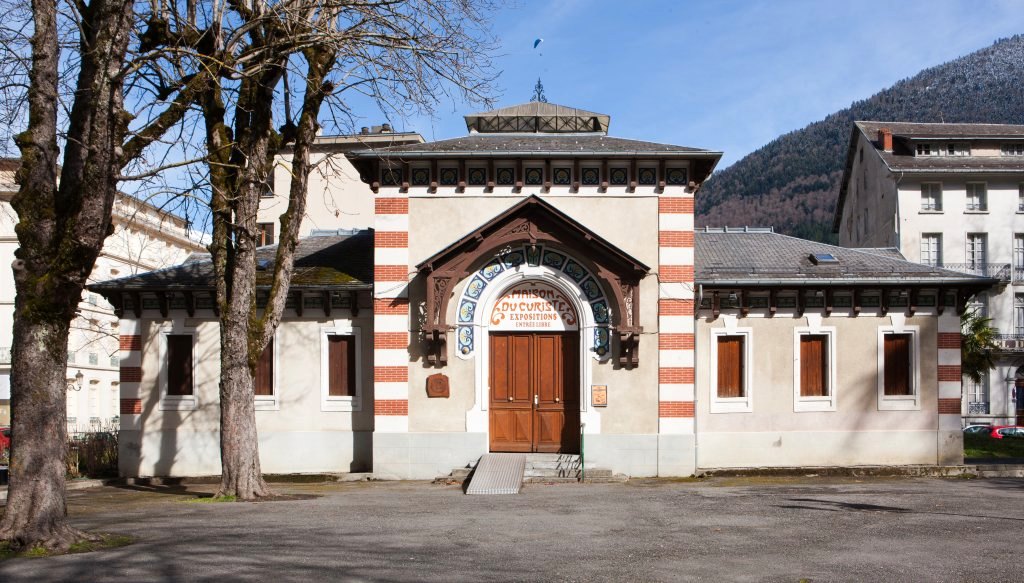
top-left (580, 422), bottom-right (586, 483)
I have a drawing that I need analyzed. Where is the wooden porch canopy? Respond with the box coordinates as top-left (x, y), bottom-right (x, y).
top-left (416, 195), bottom-right (650, 366)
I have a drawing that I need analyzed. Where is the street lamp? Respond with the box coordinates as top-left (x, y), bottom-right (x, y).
top-left (66, 370), bottom-right (84, 392)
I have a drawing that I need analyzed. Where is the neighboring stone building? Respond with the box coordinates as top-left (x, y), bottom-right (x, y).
top-left (0, 160), bottom-right (205, 429)
top-left (834, 121), bottom-right (1024, 425)
top-left (91, 103), bottom-right (992, 479)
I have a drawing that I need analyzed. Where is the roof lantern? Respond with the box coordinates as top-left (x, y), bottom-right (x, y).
top-left (463, 102), bottom-right (610, 135)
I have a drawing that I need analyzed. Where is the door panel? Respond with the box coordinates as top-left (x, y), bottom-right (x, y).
top-left (489, 333), bottom-right (533, 452)
top-left (490, 332), bottom-right (579, 453)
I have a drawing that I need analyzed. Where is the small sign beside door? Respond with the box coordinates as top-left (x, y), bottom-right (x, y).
top-left (592, 385), bottom-right (608, 407)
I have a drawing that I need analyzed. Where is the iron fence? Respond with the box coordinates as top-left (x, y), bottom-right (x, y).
top-left (941, 263), bottom-right (1011, 281)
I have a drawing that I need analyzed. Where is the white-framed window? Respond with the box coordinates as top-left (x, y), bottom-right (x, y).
top-left (916, 143), bottom-right (935, 156)
top-left (1018, 184), bottom-right (1024, 212)
top-left (946, 143), bottom-right (969, 156)
top-left (920, 183), bottom-right (942, 211)
top-left (1014, 235), bottom-right (1024, 280)
top-left (966, 183), bottom-right (987, 211)
top-left (793, 327), bottom-right (837, 412)
top-left (1015, 294), bottom-right (1024, 336)
top-left (159, 326), bottom-right (197, 411)
top-left (1002, 144), bottom-right (1024, 156)
top-left (877, 326), bottom-right (921, 411)
top-left (920, 234), bottom-right (942, 267)
top-left (966, 233), bottom-right (987, 271)
top-left (967, 292), bottom-right (989, 318)
top-left (710, 327), bottom-right (753, 413)
top-left (254, 336), bottom-right (278, 411)
top-left (320, 323), bottom-right (362, 412)
top-left (966, 373), bottom-right (989, 414)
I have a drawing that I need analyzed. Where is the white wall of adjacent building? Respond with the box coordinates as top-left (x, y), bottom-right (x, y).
top-left (0, 168), bottom-right (205, 429)
top-left (840, 130), bottom-right (1024, 425)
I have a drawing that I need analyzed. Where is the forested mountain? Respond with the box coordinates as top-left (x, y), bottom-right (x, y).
top-left (698, 35), bottom-right (1024, 243)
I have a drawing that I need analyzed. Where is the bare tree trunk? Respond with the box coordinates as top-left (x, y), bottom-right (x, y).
top-left (211, 70), bottom-right (278, 499)
top-left (0, 0), bottom-right (135, 550)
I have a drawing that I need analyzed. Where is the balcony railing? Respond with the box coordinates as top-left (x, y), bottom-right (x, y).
top-left (968, 401), bottom-right (990, 415)
top-left (0, 346), bottom-right (10, 365)
top-left (941, 263), bottom-right (1011, 282)
top-left (993, 334), bottom-right (1024, 352)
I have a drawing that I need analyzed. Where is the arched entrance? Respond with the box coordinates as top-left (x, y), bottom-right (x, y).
top-left (487, 282), bottom-right (580, 453)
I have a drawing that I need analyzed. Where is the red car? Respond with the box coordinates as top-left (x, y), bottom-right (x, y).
top-left (989, 425), bottom-right (1024, 439)
top-left (0, 426), bottom-right (9, 452)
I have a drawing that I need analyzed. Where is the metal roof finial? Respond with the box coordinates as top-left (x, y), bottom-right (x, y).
top-left (531, 78), bottom-right (548, 103)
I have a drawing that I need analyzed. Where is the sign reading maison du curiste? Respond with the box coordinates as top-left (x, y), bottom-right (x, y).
top-left (489, 283), bottom-right (578, 331)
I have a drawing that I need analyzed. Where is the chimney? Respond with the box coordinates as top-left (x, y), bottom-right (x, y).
top-left (877, 128), bottom-right (893, 152)
top-left (381, 123), bottom-right (392, 133)
top-left (360, 127), bottom-right (369, 135)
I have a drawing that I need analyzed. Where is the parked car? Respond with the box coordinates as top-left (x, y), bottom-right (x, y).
top-left (0, 426), bottom-right (9, 451)
top-left (963, 425), bottom-right (993, 435)
top-left (990, 426), bottom-right (1024, 439)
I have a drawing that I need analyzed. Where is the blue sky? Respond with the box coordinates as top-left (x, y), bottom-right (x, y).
top-left (365, 0), bottom-right (1024, 169)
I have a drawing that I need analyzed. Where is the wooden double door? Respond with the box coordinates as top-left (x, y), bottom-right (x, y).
top-left (489, 332), bottom-right (580, 453)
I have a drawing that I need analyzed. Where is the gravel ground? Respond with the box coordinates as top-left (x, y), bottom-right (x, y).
top-left (1, 475), bottom-right (1022, 582)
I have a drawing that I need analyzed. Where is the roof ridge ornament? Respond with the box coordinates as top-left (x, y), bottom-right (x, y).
top-left (531, 78), bottom-right (548, 103)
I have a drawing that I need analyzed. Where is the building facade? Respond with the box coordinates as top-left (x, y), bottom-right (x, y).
top-left (835, 122), bottom-right (1024, 425)
top-left (0, 160), bottom-right (205, 428)
top-left (92, 104), bottom-right (990, 479)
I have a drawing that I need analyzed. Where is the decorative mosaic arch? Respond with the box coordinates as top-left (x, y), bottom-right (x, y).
top-left (416, 196), bottom-right (649, 368)
top-left (454, 243), bottom-right (612, 359)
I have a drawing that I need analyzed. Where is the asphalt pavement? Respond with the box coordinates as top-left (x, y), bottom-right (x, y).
top-left (1, 475), bottom-right (1022, 582)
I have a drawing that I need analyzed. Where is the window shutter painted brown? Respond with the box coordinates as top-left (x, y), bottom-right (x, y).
top-left (258, 222), bottom-right (275, 246)
top-left (166, 335), bottom-right (193, 396)
top-left (717, 336), bottom-right (744, 398)
top-left (255, 339), bottom-right (274, 396)
top-left (328, 335), bottom-right (356, 397)
top-left (883, 334), bottom-right (912, 396)
top-left (800, 335), bottom-right (828, 397)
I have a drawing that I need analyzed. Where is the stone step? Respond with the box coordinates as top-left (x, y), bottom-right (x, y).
top-left (524, 473), bottom-right (628, 484)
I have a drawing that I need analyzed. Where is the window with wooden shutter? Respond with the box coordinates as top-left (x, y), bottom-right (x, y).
top-left (883, 334), bottom-right (912, 396)
top-left (257, 222), bottom-right (275, 246)
top-left (255, 339), bottom-right (274, 396)
top-left (328, 335), bottom-right (356, 397)
top-left (716, 335), bottom-right (745, 398)
top-left (800, 335), bottom-right (828, 397)
top-left (166, 335), bottom-right (193, 396)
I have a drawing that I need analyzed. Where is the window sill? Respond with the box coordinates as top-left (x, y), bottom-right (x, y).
top-left (709, 398), bottom-right (752, 414)
top-left (918, 210), bottom-right (943, 214)
top-left (964, 210), bottom-right (989, 214)
top-left (877, 396), bottom-right (920, 411)
top-left (794, 397), bottom-right (837, 412)
top-left (159, 396), bottom-right (197, 411)
top-left (321, 397), bottom-right (361, 412)
top-left (255, 397), bottom-right (279, 411)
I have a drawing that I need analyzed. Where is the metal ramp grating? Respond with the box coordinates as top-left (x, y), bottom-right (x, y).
top-left (465, 453), bottom-right (526, 495)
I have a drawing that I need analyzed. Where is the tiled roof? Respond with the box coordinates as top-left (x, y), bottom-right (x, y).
top-left (348, 133), bottom-right (718, 157)
top-left (696, 229), bottom-right (994, 286)
top-left (855, 121), bottom-right (1024, 173)
top-left (857, 120), bottom-right (1024, 139)
top-left (90, 230), bottom-right (373, 291)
